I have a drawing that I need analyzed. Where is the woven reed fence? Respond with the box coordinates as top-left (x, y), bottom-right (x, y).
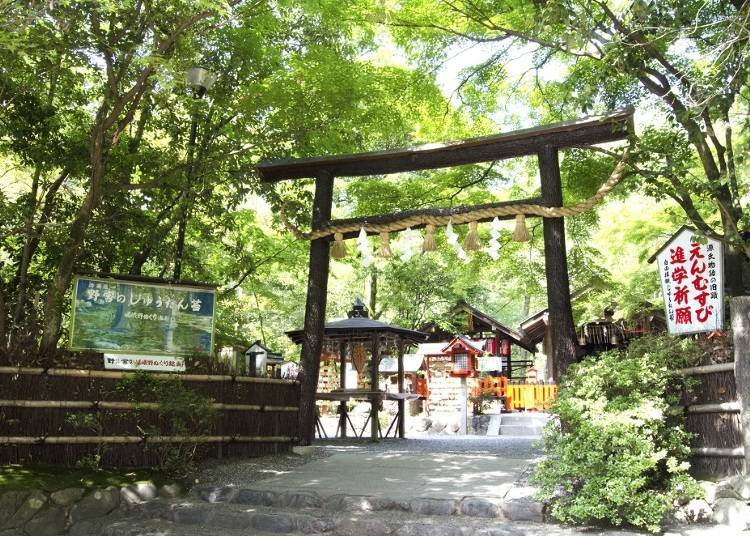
top-left (679, 361), bottom-right (743, 477)
top-left (0, 366), bottom-right (300, 467)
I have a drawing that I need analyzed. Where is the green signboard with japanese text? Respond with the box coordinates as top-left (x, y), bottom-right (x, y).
top-left (69, 276), bottom-right (215, 356)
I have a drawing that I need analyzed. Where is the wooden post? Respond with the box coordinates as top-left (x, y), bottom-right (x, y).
top-left (732, 296), bottom-right (750, 474)
top-left (339, 340), bottom-right (348, 438)
top-left (397, 339), bottom-right (405, 439)
top-left (298, 171), bottom-right (334, 445)
top-left (460, 376), bottom-right (468, 435)
top-left (538, 146), bottom-right (578, 382)
top-left (370, 336), bottom-right (380, 442)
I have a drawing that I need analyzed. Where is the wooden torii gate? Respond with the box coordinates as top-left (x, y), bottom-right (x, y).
top-left (257, 110), bottom-right (633, 444)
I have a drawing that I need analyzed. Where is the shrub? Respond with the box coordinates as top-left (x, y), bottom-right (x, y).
top-left (533, 335), bottom-right (703, 532)
top-left (116, 371), bottom-right (217, 479)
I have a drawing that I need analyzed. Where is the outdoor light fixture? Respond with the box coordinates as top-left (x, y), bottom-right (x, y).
top-left (185, 66), bottom-right (216, 96)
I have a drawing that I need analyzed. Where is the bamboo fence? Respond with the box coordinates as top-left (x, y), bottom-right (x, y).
top-left (0, 366), bottom-right (300, 467)
top-left (677, 362), bottom-right (743, 477)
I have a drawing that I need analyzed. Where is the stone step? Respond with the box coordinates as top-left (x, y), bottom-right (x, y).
top-left (497, 425), bottom-right (544, 437)
top-left (486, 414), bottom-right (501, 436)
top-left (190, 486), bottom-right (544, 522)
top-left (498, 413), bottom-right (550, 425)
top-left (115, 493), bottom-right (550, 536)
top-left (102, 517), bottom-right (283, 535)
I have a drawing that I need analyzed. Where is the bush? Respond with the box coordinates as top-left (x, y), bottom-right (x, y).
top-left (533, 335), bottom-right (703, 532)
top-left (116, 371), bottom-right (217, 479)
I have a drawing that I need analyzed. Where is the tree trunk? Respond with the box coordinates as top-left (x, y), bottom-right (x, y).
top-left (731, 297), bottom-right (750, 474)
top-left (297, 172), bottom-right (334, 445)
top-left (38, 124), bottom-right (107, 357)
top-left (539, 146), bottom-right (578, 382)
top-left (10, 164), bottom-right (43, 344)
top-left (0, 276), bottom-right (7, 346)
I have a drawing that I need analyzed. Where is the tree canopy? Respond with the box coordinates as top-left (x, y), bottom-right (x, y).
top-left (0, 0), bottom-right (746, 364)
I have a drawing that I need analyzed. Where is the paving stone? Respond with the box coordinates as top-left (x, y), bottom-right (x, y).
top-left (697, 481), bottom-right (718, 504)
top-left (369, 497), bottom-right (409, 511)
top-left (252, 512), bottom-right (295, 533)
top-left (167, 503), bottom-right (213, 524)
top-left (500, 499), bottom-right (544, 522)
top-left (684, 498), bottom-right (712, 523)
top-left (0, 492), bottom-right (29, 526)
top-left (336, 518), bottom-right (390, 536)
top-left (3, 490), bottom-right (47, 529)
top-left (129, 498), bottom-right (169, 520)
top-left (70, 488), bottom-right (120, 523)
top-left (474, 529), bottom-right (525, 536)
top-left (119, 487), bottom-right (144, 508)
top-left (197, 485), bottom-right (238, 503)
top-left (209, 509), bottom-right (254, 529)
top-left (130, 482), bottom-right (158, 501)
top-left (392, 524), bottom-right (469, 536)
top-left (278, 491), bottom-right (322, 508)
top-left (459, 497), bottom-right (500, 518)
top-left (50, 487), bottom-right (85, 507)
top-left (324, 494), bottom-right (374, 512)
top-left (158, 484), bottom-right (182, 499)
top-left (713, 497), bottom-right (750, 529)
top-left (728, 474), bottom-right (750, 501)
top-left (69, 519), bottom-right (104, 536)
top-left (233, 489), bottom-right (277, 506)
top-left (408, 497), bottom-right (457, 516)
top-left (291, 513), bottom-right (336, 534)
top-left (23, 504), bottom-right (66, 536)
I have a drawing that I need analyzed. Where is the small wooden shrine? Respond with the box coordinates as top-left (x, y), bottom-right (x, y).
top-left (286, 299), bottom-right (426, 440)
top-left (414, 302), bottom-right (536, 413)
top-left (421, 301), bottom-right (535, 378)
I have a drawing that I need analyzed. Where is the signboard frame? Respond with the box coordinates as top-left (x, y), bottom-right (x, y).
top-left (652, 226), bottom-right (724, 335)
top-left (69, 275), bottom-right (216, 356)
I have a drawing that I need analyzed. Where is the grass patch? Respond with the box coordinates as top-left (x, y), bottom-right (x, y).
top-left (0, 465), bottom-right (170, 492)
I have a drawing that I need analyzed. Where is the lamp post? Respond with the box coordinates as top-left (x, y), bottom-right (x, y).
top-left (173, 67), bottom-right (216, 281)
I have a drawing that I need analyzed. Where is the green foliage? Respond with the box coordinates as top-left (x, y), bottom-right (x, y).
top-left (116, 371), bottom-right (217, 479)
top-left (533, 335), bottom-right (704, 532)
top-left (0, 464), bottom-right (168, 492)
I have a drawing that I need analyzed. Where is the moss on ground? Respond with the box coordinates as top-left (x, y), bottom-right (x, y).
top-left (0, 464), bottom-right (169, 492)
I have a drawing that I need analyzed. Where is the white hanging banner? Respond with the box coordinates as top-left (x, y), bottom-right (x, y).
top-left (655, 227), bottom-right (723, 335)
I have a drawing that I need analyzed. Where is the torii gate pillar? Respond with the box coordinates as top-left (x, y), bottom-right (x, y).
top-left (539, 146), bottom-right (578, 380)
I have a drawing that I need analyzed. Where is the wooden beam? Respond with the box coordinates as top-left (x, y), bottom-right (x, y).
top-left (691, 447), bottom-right (745, 458)
top-left (298, 171), bottom-right (334, 446)
top-left (684, 402), bottom-right (741, 414)
top-left (397, 339), bottom-right (405, 439)
top-left (339, 340), bottom-right (348, 439)
top-left (0, 366), bottom-right (297, 385)
top-left (257, 110), bottom-right (633, 182)
top-left (371, 336), bottom-right (380, 442)
top-left (0, 400), bottom-right (298, 412)
top-left (539, 146), bottom-right (578, 382)
top-left (0, 435), bottom-right (296, 445)
top-left (675, 362), bottom-right (735, 376)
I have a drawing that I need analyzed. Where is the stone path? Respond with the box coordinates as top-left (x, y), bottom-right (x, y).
top-left (92, 437), bottom-right (749, 535)
top-left (254, 448), bottom-right (528, 500)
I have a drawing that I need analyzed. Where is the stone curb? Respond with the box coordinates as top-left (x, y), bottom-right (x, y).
top-left (193, 486), bottom-right (546, 522)
top-left (0, 482), bottom-right (181, 536)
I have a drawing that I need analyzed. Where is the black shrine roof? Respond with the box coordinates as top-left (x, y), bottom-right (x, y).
top-left (286, 299), bottom-right (427, 345)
